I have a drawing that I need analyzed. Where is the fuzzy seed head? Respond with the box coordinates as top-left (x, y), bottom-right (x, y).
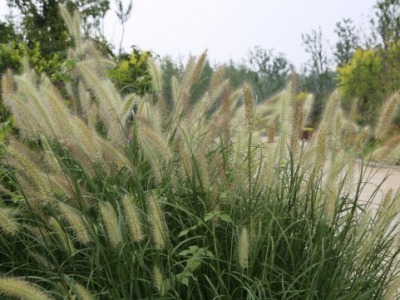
top-left (57, 202), bottom-right (91, 245)
top-left (148, 195), bottom-right (168, 249)
top-left (6, 141), bottom-right (52, 199)
top-left (0, 207), bottom-right (20, 236)
top-left (49, 216), bottom-right (75, 254)
top-left (73, 282), bottom-right (96, 300)
top-left (28, 251), bottom-right (54, 271)
top-left (278, 87), bottom-right (292, 160)
top-left (121, 195), bottom-right (145, 243)
top-left (1, 69), bottom-right (14, 102)
top-left (148, 57), bottom-right (163, 93)
top-left (321, 90), bottom-right (340, 124)
top-left (290, 98), bottom-right (304, 155)
top-left (353, 127), bottom-right (370, 153)
top-left (313, 124), bottom-right (328, 176)
top-left (323, 190), bottom-right (336, 223)
top-left (327, 150), bottom-right (346, 183)
top-left (243, 84), bottom-right (254, 129)
top-left (100, 202), bottom-right (122, 249)
top-left (191, 51), bottom-right (207, 85)
top-left (375, 92), bottom-right (400, 140)
top-left (209, 66), bottom-right (225, 94)
top-left (171, 76), bottom-right (181, 104)
top-left (302, 94), bottom-right (314, 126)
top-left (0, 277), bottom-right (52, 300)
top-left (383, 143), bottom-right (400, 165)
top-left (238, 227), bottom-right (250, 269)
top-left (377, 189), bottom-right (394, 221)
top-left (153, 265), bottom-right (163, 293)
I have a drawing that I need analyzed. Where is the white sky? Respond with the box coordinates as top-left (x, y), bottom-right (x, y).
top-left (1, 0), bottom-right (377, 69)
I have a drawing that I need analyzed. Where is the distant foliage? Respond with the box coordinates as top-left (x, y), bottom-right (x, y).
top-left (0, 42), bottom-right (63, 77)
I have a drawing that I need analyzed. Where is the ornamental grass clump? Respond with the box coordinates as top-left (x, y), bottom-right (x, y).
top-left (0, 5), bottom-right (400, 299)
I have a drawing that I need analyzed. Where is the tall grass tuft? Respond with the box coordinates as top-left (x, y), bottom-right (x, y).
top-left (0, 5), bottom-right (400, 299)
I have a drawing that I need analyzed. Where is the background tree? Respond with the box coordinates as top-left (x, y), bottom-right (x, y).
top-left (334, 18), bottom-right (360, 67)
top-left (115, 0), bottom-right (133, 55)
top-left (72, 0), bottom-right (110, 37)
top-left (371, 0), bottom-right (400, 49)
top-left (160, 56), bottom-right (183, 107)
top-left (301, 27), bottom-right (336, 123)
top-left (246, 46), bottom-right (292, 101)
top-left (224, 60), bottom-right (250, 91)
top-left (371, 0), bottom-right (400, 97)
top-left (302, 28), bottom-right (329, 80)
top-left (336, 0), bottom-right (400, 126)
top-left (5, 0), bottom-right (110, 57)
top-left (0, 18), bottom-right (18, 45)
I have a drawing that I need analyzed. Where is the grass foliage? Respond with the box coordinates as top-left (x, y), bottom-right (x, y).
top-left (0, 5), bottom-right (400, 299)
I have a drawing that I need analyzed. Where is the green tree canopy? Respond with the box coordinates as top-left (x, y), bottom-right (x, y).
top-left (337, 48), bottom-right (384, 123)
top-left (301, 28), bottom-right (336, 123)
top-left (0, 20), bottom-right (18, 44)
top-left (371, 0), bottom-right (400, 48)
top-left (246, 46), bottom-right (292, 100)
top-left (5, 0), bottom-right (110, 57)
top-left (334, 18), bottom-right (359, 67)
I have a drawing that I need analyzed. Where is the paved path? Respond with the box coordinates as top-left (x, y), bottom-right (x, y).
top-left (356, 162), bottom-right (400, 206)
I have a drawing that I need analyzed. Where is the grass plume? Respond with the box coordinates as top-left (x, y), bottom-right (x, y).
top-left (0, 277), bottom-right (52, 300)
top-left (100, 202), bottom-right (122, 249)
top-left (121, 195), bottom-right (145, 243)
top-left (148, 195), bottom-right (168, 249)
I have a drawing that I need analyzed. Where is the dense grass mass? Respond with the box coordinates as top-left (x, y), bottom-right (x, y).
top-left (1, 6), bottom-right (400, 300)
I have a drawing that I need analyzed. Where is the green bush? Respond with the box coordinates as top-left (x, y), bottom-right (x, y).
top-left (0, 41), bottom-right (63, 79)
top-left (108, 49), bottom-right (153, 96)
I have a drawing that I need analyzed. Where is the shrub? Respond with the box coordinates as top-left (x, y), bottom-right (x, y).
top-left (108, 48), bottom-right (153, 96)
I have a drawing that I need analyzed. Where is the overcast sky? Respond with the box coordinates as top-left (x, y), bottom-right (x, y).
top-left (1, 0), bottom-right (377, 69)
